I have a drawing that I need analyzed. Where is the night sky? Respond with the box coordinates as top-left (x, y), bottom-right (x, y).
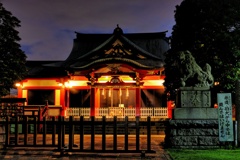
top-left (1, 0), bottom-right (182, 60)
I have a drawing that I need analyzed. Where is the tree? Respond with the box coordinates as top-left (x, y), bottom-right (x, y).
top-left (0, 3), bottom-right (27, 96)
top-left (164, 0), bottom-right (240, 100)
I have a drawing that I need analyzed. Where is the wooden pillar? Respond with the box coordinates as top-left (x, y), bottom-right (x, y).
top-left (136, 88), bottom-right (141, 116)
top-left (17, 87), bottom-right (22, 98)
top-left (60, 88), bottom-right (65, 116)
top-left (63, 89), bottom-right (70, 116)
top-left (90, 88), bottom-right (95, 116)
top-left (167, 100), bottom-right (174, 119)
top-left (95, 88), bottom-right (100, 115)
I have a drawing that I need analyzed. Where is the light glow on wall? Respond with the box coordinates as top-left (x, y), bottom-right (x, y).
top-left (142, 80), bottom-right (164, 86)
top-left (64, 80), bottom-right (89, 87)
top-left (98, 76), bottom-right (109, 83)
top-left (64, 82), bottom-right (72, 88)
top-left (58, 83), bottom-right (63, 87)
top-left (15, 83), bottom-right (22, 87)
top-left (98, 76), bottom-right (135, 83)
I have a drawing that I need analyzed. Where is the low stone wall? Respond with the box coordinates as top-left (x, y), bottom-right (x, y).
top-left (164, 119), bottom-right (219, 149)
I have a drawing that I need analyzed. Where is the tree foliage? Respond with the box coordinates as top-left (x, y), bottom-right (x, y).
top-left (164, 0), bottom-right (240, 99)
top-left (0, 3), bottom-right (27, 96)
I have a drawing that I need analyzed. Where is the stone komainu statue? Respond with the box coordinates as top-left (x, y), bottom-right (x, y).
top-left (178, 50), bottom-right (214, 87)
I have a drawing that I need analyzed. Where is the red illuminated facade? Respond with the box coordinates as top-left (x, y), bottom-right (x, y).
top-left (16, 26), bottom-right (170, 116)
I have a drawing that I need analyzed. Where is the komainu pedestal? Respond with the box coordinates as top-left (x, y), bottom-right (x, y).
top-left (174, 87), bottom-right (218, 120)
top-left (180, 87), bottom-right (211, 108)
top-left (164, 87), bottom-right (219, 148)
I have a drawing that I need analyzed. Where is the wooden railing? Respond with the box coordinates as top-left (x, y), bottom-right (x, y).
top-left (66, 107), bottom-right (168, 118)
top-left (1, 116), bottom-right (156, 155)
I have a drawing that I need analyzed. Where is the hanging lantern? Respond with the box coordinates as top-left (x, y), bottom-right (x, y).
top-left (102, 88), bottom-right (105, 96)
top-left (109, 88), bottom-right (111, 97)
top-left (119, 88), bottom-right (122, 96)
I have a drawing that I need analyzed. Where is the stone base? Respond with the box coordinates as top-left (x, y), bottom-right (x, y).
top-left (173, 108), bottom-right (218, 119)
top-left (164, 119), bottom-right (219, 149)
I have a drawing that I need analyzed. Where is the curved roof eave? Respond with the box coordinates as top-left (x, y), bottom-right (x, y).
top-left (70, 57), bottom-right (164, 69)
top-left (42, 61), bottom-right (64, 67)
top-left (75, 35), bottom-right (115, 60)
top-left (72, 33), bottom-right (163, 62)
top-left (120, 35), bottom-right (162, 60)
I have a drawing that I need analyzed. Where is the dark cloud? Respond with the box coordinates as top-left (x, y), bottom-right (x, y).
top-left (1, 0), bottom-right (182, 60)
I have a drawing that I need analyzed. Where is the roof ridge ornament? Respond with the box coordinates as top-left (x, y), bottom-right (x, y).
top-left (113, 24), bottom-right (123, 35)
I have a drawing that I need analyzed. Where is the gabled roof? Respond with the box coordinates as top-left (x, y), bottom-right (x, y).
top-left (35, 26), bottom-right (169, 78)
top-left (62, 26), bottom-right (169, 71)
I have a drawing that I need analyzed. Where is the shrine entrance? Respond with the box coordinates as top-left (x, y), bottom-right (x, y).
top-left (99, 88), bottom-right (135, 108)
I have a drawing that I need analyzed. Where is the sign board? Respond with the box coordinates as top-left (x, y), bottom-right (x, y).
top-left (217, 93), bottom-right (234, 141)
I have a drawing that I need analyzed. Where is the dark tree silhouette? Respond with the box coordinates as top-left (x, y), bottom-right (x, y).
top-left (0, 3), bottom-right (27, 96)
top-left (164, 0), bottom-right (240, 100)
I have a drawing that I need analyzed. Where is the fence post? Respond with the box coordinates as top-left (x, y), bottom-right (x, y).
top-left (147, 116), bottom-right (151, 151)
top-left (14, 116), bottom-right (19, 145)
top-left (69, 116), bottom-right (74, 150)
top-left (113, 116), bottom-right (117, 151)
top-left (43, 117), bottom-right (46, 146)
top-left (102, 116), bottom-right (106, 151)
top-left (91, 116), bottom-right (95, 151)
top-left (124, 116), bottom-right (128, 151)
top-left (52, 117), bottom-right (56, 146)
top-left (24, 116), bottom-right (28, 145)
top-left (38, 106), bottom-right (42, 132)
top-left (136, 116), bottom-right (140, 151)
top-left (62, 116), bottom-right (65, 148)
top-left (33, 116), bottom-right (37, 145)
top-left (58, 116), bottom-right (62, 151)
top-left (38, 106), bottom-right (41, 120)
top-left (80, 116), bottom-right (84, 151)
top-left (5, 117), bottom-right (9, 148)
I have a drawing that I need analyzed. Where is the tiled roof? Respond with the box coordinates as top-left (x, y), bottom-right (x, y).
top-left (62, 28), bottom-right (169, 70)
top-left (27, 27), bottom-right (169, 77)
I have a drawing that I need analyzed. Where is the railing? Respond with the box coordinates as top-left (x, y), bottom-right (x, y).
top-left (1, 116), bottom-right (156, 155)
top-left (140, 108), bottom-right (153, 117)
top-left (124, 108), bottom-right (136, 117)
top-left (66, 107), bottom-right (168, 118)
top-left (154, 107), bottom-right (168, 117)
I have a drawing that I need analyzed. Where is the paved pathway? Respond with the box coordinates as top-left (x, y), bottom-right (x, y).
top-left (0, 135), bottom-right (172, 160)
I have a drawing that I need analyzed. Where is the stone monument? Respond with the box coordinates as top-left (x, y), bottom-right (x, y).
top-left (164, 50), bottom-right (219, 148)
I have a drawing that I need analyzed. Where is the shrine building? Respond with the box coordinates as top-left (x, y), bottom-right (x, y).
top-left (15, 26), bottom-right (170, 118)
